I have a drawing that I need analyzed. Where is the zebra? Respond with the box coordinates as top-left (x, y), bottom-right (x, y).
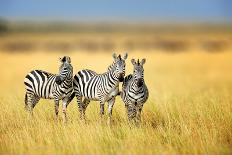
top-left (67, 53), bottom-right (128, 124)
top-left (120, 58), bottom-right (149, 126)
top-left (24, 56), bottom-right (73, 122)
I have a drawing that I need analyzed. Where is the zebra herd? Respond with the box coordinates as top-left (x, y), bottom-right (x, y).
top-left (24, 53), bottom-right (149, 126)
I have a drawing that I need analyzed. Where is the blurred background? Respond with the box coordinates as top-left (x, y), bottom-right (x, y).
top-left (0, 0), bottom-right (231, 54)
top-left (0, 0), bottom-right (231, 94)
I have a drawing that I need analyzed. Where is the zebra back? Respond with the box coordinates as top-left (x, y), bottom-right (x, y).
top-left (73, 53), bottom-right (127, 101)
top-left (24, 70), bottom-right (57, 98)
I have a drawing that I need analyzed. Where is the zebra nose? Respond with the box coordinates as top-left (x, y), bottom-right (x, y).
top-left (118, 74), bottom-right (124, 82)
top-left (55, 76), bottom-right (62, 85)
top-left (137, 79), bottom-right (143, 87)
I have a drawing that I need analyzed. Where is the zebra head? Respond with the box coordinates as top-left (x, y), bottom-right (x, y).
top-left (55, 56), bottom-right (73, 85)
top-left (112, 53), bottom-right (128, 82)
top-left (131, 58), bottom-right (146, 87)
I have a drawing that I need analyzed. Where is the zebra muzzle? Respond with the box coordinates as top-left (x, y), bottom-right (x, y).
top-left (55, 76), bottom-right (63, 85)
top-left (137, 79), bottom-right (143, 87)
top-left (118, 74), bottom-right (124, 82)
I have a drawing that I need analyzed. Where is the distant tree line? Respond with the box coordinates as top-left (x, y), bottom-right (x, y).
top-left (0, 19), bottom-right (8, 33)
top-left (0, 18), bottom-right (231, 34)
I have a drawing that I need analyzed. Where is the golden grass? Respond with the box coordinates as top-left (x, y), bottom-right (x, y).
top-left (0, 50), bottom-right (232, 155)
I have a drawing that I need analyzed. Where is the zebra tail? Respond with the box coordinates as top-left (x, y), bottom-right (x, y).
top-left (24, 93), bottom-right (28, 110)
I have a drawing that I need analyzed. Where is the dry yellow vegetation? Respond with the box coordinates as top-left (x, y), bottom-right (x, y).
top-left (0, 48), bottom-right (232, 155)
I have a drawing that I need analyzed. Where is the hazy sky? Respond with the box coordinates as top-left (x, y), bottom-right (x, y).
top-left (0, 0), bottom-right (231, 23)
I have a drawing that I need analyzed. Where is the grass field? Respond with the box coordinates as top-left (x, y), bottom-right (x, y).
top-left (0, 36), bottom-right (232, 154)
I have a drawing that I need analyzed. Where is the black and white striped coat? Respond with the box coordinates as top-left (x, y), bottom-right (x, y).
top-left (67, 53), bottom-right (128, 124)
top-left (121, 58), bottom-right (149, 124)
top-left (24, 56), bottom-right (73, 122)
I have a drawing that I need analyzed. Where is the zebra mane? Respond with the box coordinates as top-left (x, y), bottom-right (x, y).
top-left (37, 70), bottom-right (53, 78)
top-left (107, 61), bottom-right (116, 71)
top-left (137, 59), bottom-right (140, 65)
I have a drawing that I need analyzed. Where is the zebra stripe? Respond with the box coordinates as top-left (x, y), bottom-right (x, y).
top-left (121, 58), bottom-right (149, 125)
top-left (67, 53), bottom-right (128, 124)
top-left (24, 56), bottom-right (73, 122)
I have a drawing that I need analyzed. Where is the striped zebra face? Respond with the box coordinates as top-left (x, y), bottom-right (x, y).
top-left (55, 56), bottom-right (73, 85)
top-left (113, 53), bottom-right (128, 82)
top-left (131, 58), bottom-right (146, 87)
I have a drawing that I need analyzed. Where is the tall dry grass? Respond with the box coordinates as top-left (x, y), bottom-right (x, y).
top-left (0, 49), bottom-right (232, 155)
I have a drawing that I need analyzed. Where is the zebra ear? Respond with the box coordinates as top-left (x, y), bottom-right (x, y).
top-left (140, 58), bottom-right (146, 65)
top-left (131, 59), bottom-right (136, 65)
top-left (59, 56), bottom-right (66, 63)
top-left (123, 53), bottom-right (128, 60)
top-left (66, 56), bottom-right (71, 63)
top-left (112, 53), bottom-right (117, 60)
top-left (59, 57), bottom-right (63, 63)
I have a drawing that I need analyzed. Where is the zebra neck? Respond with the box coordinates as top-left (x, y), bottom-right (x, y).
top-left (108, 69), bottom-right (119, 85)
top-left (107, 61), bottom-right (116, 71)
top-left (61, 74), bottom-right (73, 87)
top-left (106, 62), bottom-right (119, 86)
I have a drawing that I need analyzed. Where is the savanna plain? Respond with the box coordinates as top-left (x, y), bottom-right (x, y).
top-left (0, 32), bottom-right (232, 155)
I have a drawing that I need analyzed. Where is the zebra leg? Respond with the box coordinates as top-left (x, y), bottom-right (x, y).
top-left (100, 103), bottom-right (105, 117)
top-left (107, 97), bottom-right (115, 126)
top-left (99, 99), bottom-right (105, 123)
top-left (82, 98), bottom-right (90, 120)
top-left (76, 95), bottom-right (85, 120)
top-left (54, 98), bottom-right (59, 122)
top-left (26, 93), bottom-right (40, 116)
top-left (136, 105), bottom-right (143, 126)
top-left (127, 104), bottom-right (136, 126)
top-left (62, 97), bottom-right (69, 123)
top-left (123, 97), bottom-right (136, 126)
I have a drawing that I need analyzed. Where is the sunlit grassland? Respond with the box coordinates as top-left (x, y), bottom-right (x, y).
top-left (0, 48), bottom-right (232, 155)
